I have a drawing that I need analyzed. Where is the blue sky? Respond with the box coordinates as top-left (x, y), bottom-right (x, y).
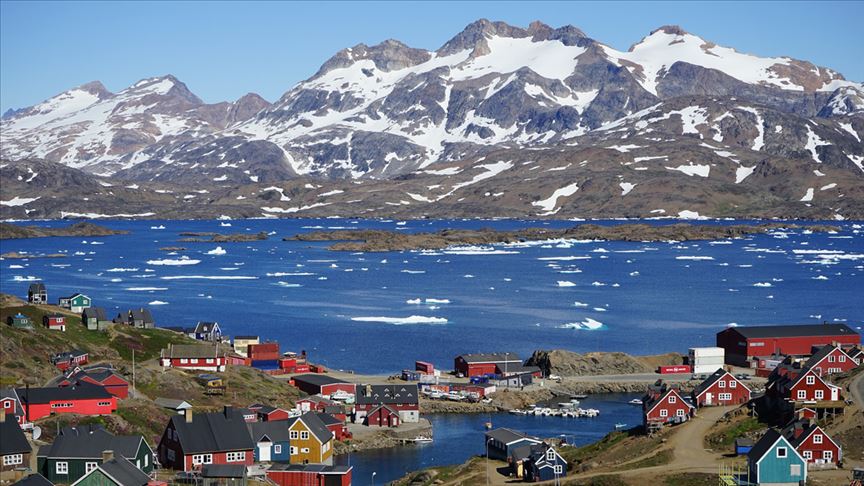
top-left (1, 1), bottom-right (862, 112)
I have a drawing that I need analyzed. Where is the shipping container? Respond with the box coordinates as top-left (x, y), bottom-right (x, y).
top-left (251, 359), bottom-right (280, 371)
top-left (415, 361), bottom-right (435, 374)
top-left (658, 365), bottom-right (691, 374)
top-left (689, 347), bottom-right (725, 358)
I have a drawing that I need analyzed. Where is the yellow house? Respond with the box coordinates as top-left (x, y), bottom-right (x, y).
top-left (288, 412), bottom-right (334, 465)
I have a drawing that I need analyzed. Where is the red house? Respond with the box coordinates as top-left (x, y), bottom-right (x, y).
top-left (782, 419), bottom-right (841, 467)
top-left (248, 404), bottom-right (291, 422)
top-left (716, 324), bottom-right (860, 366)
top-left (160, 344), bottom-right (227, 372)
top-left (0, 389), bottom-right (29, 428)
top-left (773, 367), bottom-right (841, 403)
top-left (58, 366), bottom-right (130, 398)
top-left (691, 369), bottom-right (751, 407)
top-left (796, 408), bottom-right (818, 421)
top-left (295, 396), bottom-right (347, 422)
top-left (157, 407), bottom-right (255, 471)
top-left (364, 404), bottom-right (400, 427)
top-left (354, 384), bottom-right (420, 424)
top-left (291, 374), bottom-right (354, 397)
top-left (642, 382), bottom-right (694, 429)
top-left (43, 313), bottom-right (66, 331)
top-left (16, 383), bottom-right (116, 422)
top-left (267, 464), bottom-right (352, 486)
top-left (51, 350), bottom-right (89, 371)
top-left (317, 413), bottom-right (351, 441)
top-left (804, 345), bottom-right (858, 376)
top-left (454, 353), bottom-right (521, 377)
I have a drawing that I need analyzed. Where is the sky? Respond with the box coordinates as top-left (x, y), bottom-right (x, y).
top-left (1, 0), bottom-right (862, 112)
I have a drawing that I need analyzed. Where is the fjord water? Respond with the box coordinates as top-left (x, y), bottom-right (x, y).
top-left (2, 218), bottom-right (862, 373)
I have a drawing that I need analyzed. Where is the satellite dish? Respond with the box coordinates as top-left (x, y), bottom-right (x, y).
top-left (32, 426), bottom-right (42, 440)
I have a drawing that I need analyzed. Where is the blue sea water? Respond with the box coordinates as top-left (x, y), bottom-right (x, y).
top-left (1, 218), bottom-right (862, 374)
top-left (2, 218), bottom-right (862, 484)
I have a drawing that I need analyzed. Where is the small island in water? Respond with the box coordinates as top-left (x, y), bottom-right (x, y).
top-left (287, 222), bottom-right (838, 252)
top-left (0, 221), bottom-right (129, 240)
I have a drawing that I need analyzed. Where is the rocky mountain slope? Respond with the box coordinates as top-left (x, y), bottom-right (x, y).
top-left (1, 19), bottom-right (863, 220)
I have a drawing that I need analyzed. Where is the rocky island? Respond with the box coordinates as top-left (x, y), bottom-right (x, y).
top-left (178, 231), bottom-right (269, 242)
top-left (287, 222), bottom-right (837, 252)
top-left (0, 221), bottom-right (129, 240)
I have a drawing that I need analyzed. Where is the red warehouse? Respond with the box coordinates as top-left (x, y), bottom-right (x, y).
top-left (642, 383), bottom-right (694, 428)
top-left (248, 404), bottom-right (291, 422)
top-left (691, 369), bottom-right (751, 407)
top-left (716, 324), bottom-right (860, 366)
top-left (157, 407), bottom-right (255, 471)
top-left (58, 366), bottom-right (130, 398)
top-left (291, 374), bottom-right (354, 397)
top-left (267, 464), bottom-right (352, 486)
top-left (782, 420), bottom-right (841, 466)
top-left (160, 344), bottom-right (227, 372)
top-left (454, 352), bottom-right (521, 377)
top-left (16, 383), bottom-right (116, 422)
top-left (804, 345), bottom-right (859, 376)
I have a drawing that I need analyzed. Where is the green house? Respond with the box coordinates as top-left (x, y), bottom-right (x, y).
top-left (59, 294), bottom-right (92, 314)
top-left (82, 307), bottom-right (111, 331)
top-left (7, 313), bottom-right (33, 330)
top-left (37, 425), bottom-right (153, 484)
top-left (748, 429), bottom-right (807, 485)
top-left (70, 456), bottom-right (150, 486)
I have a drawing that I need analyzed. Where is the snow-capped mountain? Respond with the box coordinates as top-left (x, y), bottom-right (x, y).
top-left (1, 20), bottom-right (862, 189)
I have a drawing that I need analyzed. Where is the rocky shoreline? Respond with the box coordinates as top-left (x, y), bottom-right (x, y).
top-left (0, 221), bottom-right (128, 240)
top-left (178, 231), bottom-right (269, 242)
top-left (287, 223), bottom-right (837, 252)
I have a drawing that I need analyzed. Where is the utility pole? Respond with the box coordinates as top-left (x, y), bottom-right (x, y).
top-left (132, 348), bottom-right (136, 396)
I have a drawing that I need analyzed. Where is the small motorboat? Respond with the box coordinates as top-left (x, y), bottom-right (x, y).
top-left (628, 398), bottom-right (643, 405)
top-left (572, 394), bottom-right (588, 400)
top-left (412, 436), bottom-right (433, 443)
top-left (615, 423), bottom-right (627, 429)
top-left (509, 409), bottom-right (527, 415)
top-left (484, 421), bottom-right (493, 430)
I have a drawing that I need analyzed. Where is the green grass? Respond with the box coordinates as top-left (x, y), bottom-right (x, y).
top-left (561, 430), bottom-right (628, 463)
top-left (111, 327), bottom-right (192, 361)
top-left (567, 475), bottom-right (628, 486)
top-left (708, 416), bottom-right (765, 448)
top-left (620, 449), bottom-right (673, 470)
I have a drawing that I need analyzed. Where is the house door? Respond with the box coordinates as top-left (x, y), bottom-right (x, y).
top-left (705, 393), bottom-right (712, 405)
top-left (259, 442), bottom-right (271, 462)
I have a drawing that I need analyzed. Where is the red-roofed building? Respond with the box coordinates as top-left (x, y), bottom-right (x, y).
top-left (691, 369), bottom-right (751, 407)
top-left (642, 381), bottom-right (694, 429)
top-left (804, 345), bottom-right (858, 376)
top-left (782, 420), bottom-right (841, 467)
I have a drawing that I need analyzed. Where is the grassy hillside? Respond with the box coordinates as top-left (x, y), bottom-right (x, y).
top-left (0, 293), bottom-right (302, 444)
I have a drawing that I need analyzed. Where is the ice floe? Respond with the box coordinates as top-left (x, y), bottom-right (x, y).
top-left (146, 256), bottom-right (201, 266)
top-left (206, 247), bottom-right (227, 255)
top-left (559, 318), bottom-right (604, 330)
top-left (350, 316), bottom-right (448, 325)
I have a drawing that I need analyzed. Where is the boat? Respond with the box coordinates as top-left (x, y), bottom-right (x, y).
top-left (572, 394), bottom-right (588, 400)
top-left (509, 409), bottom-right (527, 415)
top-left (484, 421), bottom-right (493, 430)
top-left (615, 423), bottom-right (627, 429)
top-left (628, 398), bottom-right (643, 405)
top-left (412, 436), bottom-right (433, 443)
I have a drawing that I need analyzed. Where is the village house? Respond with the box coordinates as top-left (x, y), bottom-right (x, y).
top-left (43, 313), bottom-right (66, 331)
top-left (81, 307), bottom-right (111, 331)
top-left (69, 454), bottom-right (151, 486)
top-left (114, 309), bottom-right (154, 329)
top-left (1, 389), bottom-right (29, 428)
top-left (160, 344), bottom-right (227, 372)
top-left (266, 464), bottom-right (352, 486)
top-left (1, 412), bottom-right (31, 472)
top-left (247, 420), bottom-right (292, 463)
top-left (28, 283), bottom-right (47, 304)
top-left (781, 419), bottom-right (841, 468)
top-left (58, 294), bottom-right (91, 314)
top-left (295, 396), bottom-right (347, 422)
top-left (291, 375), bottom-right (354, 398)
top-left (454, 352), bottom-right (522, 377)
top-left (717, 323), bottom-right (861, 367)
top-left (157, 407), bottom-right (254, 472)
top-left (11, 474), bottom-right (53, 486)
top-left (232, 336), bottom-right (259, 357)
top-left (201, 464), bottom-right (246, 486)
top-left (845, 346), bottom-right (863, 365)
top-left (363, 404), bottom-right (400, 427)
top-left (51, 350), bottom-right (89, 371)
top-left (747, 429), bottom-right (807, 484)
top-left (485, 428), bottom-right (541, 461)
top-left (691, 368), bottom-right (752, 407)
top-left (317, 413), bottom-right (351, 441)
top-left (7, 312), bottom-right (33, 330)
top-left (57, 365), bottom-right (130, 399)
top-left (642, 381), bottom-right (694, 430)
top-left (190, 322), bottom-right (222, 342)
top-left (770, 366), bottom-right (841, 403)
top-left (154, 398), bottom-right (193, 415)
top-left (37, 424), bottom-right (153, 483)
top-left (16, 383), bottom-right (116, 422)
top-left (287, 413), bottom-right (334, 465)
top-left (354, 384), bottom-right (420, 424)
top-left (514, 443), bottom-right (567, 482)
top-left (803, 344), bottom-right (859, 376)
top-left (248, 404), bottom-right (292, 422)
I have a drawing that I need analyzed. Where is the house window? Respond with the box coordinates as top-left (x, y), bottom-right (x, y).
top-left (86, 462), bottom-right (98, 473)
top-left (192, 454), bottom-right (213, 465)
top-left (797, 390), bottom-right (807, 400)
top-left (803, 450), bottom-right (812, 460)
top-left (290, 431), bottom-right (299, 440)
top-left (274, 445), bottom-right (282, 454)
top-left (815, 390), bottom-right (824, 400)
top-left (190, 359), bottom-right (198, 364)
top-left (226, 452), bottom-right (245, 462)
top-left (776, 447), bottom-right (787, 458)
top-left (180, 359), bottom-right (188, 364)
top-left (546, 450), bottom-right (555, 461)
top-left (676, 409), bottom-right (685, 417)
top-left (839, 355), bottom-right (846, 362)
top-left (823, 450), bottom-right (833, 460)
top-left (729, 381), bottom-right (736, 388)
top-left (828, 355), bottom-right (836, 363)
top-left (98, 401), bottom-right (111, 406)
top-left (660, 409), bottom-right (668, 417)
top-left (301, 448), bottom-right (309, 454)
top-left (300, 431), bottom-right (309, 440)
top-left (806, 375), bottom-right (815, 385)
top-left (206, 359), bottom-right (214, 364)
top-left (144, 454), bottom-right (149, 467)
top-left (56, 462), bottom-right (69, 474)
top-left (813, 434), bottom-right (823, 444)
top-left (718, 381), bottom-right (725, 388)
top-left (553, 465), bottom-right (563, 474)
top-left (290, 447), bottom-right (297, 455)
top-left (668, 395), bottom-right (676, 404)
top-left (719, 393), bottom-right (732, 401)
top-left (790, 464), bottom-right (801, 476)
top-left (167, 449), bottom-right (175, 461)
top-left (2, 454), bottom-right (23, 466)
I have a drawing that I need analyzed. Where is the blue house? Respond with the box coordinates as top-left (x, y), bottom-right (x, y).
top-left (748, 429), bottom-right (807, 485)
top-left (522, 444), bottom-right (567, 482)
top-left (484, 428), bottom-right (541, 461)
top-left (247, 421), bottom-right (292, 463)
top-left (191, 322), bottom-right (222, 342)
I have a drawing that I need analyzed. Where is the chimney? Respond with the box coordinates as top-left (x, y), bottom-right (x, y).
top-left (102, 450), bottom-right (114, 462)
top-left (184, 409), bottom-right (193, 423)
top-left (365, 384), bottom-right (372, 396)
